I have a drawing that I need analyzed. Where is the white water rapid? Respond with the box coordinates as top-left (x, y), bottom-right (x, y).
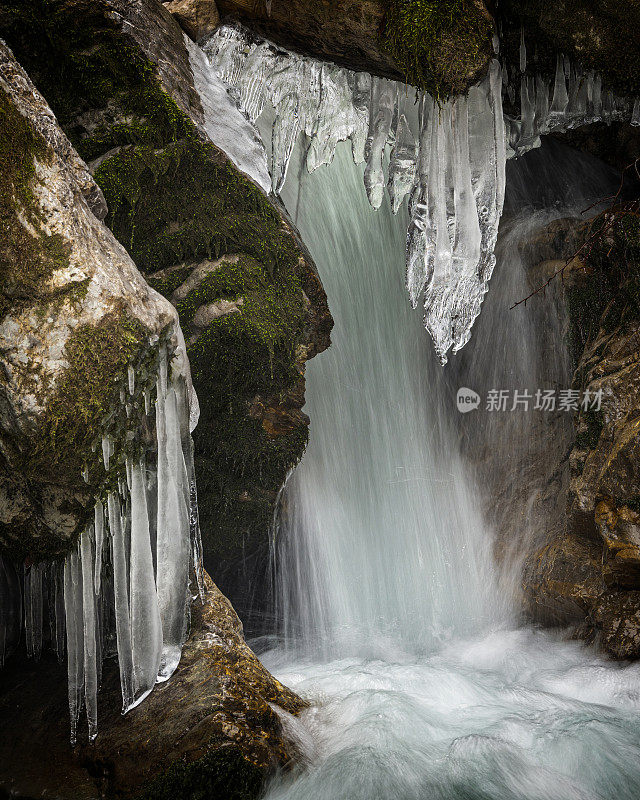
top-left (247, 133), bottom-right (640, 800)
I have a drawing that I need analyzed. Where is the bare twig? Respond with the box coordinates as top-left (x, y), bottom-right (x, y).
top-left (510, 157), bottom-right (640, 309)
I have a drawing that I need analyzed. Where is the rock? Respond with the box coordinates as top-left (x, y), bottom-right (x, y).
top-left (0, 0), bottom-right (332, 622)
top-left (0, 41), bottom-right (181, 561)
top-left (595, 500), bottom-right (640, 589)
top-left (521, 211), bottom-right (640, 659)
top-left (164, 0), bottom-right (220, 42)
top-left (215, 0), bottom-right (495, 95)
top-left (0, 573), bottom-right (305, 799)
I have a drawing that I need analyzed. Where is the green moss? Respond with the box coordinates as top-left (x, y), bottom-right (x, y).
top-left (137, 745), bottom-right (264, 800)
top-left (25, 311), bottom-right (150, 481)
top-left (0, 0), bottom-right (316, 578)
top-left (0, 87), bottom-right (71, 318)
top-left (0, 0), bottom-right (188, 162)
top-left (94, 139), bottom-right (299, 277)
top-left (382, 0), bottom-right (493, 96)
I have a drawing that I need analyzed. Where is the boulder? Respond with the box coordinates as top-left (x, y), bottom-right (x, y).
top-left (164, 0), bottom-right (221, 42)
top-left (215, 0), bottom-right (495, 95)
top-left (0, 41), bottom-right (181, 561)
top-left (0, 0), bottom-right (332, 623)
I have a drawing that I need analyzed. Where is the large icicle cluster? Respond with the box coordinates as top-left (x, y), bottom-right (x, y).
top-left (205, 26), bottom-right (640, 362)
top-left (504, 31), bottom-right (639, 156)
top-left (204, 26), bottom-right (506, 363)
top-left (0, 343), bottom-right (205, 744)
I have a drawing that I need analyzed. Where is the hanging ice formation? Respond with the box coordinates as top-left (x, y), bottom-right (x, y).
top-left (204, 25), bottom-right (506, 363)
top-left (205, 26), bottom-right (640, 361)
top-left (504, 31), bottom-right (637, 155)
top-left (1, 338), bottom-right (205, 745)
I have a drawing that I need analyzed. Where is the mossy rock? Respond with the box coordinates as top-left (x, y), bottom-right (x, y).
top-left (382, 0), bottom-right (495, 96)
top-left (137, 745), bottom-right (264, 800)
top-left (0, 86), bottom-right (71, 319)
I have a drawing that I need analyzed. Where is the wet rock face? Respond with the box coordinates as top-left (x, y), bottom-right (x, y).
top-left (0, 573), bottom-right (305, 799)
top-left (164, 0), bottom-right (221, 42)
top-left (522, 212), bottom-right (640, 658)
top-left (0, 0), bottom-right (332, 620)
top-left (0, 41), bottom-right (179, 561)
top-left (215, 0), bottom-right (495, 95)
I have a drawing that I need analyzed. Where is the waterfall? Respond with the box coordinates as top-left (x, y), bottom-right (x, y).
top-left (271, 138), bottom-right (507, 657)
top-left (244, 124), bottom-right (640, 799)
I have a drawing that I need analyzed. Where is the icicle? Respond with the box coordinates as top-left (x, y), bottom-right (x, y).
top-left (79, 528), bottom-right (98, 741)
top-left (128, 459), bottom-right (162, 709)
top-left (82, 463), bottom-right (89, 483)
top-left (24, 562), bottom-right (43, 660)
top-left (451, 96), bottom-right (481, 267)
top-left (108, 492), bottom-right (134, 711)
top-left (350, 72), bottom-right (371, 164)
top-left (549, 54), bottom-right (569, 121)
top-left (388, 98), bottom-right (417, 213)
top-left (519, 27), bottom-right (527, 73)
top-left (534, 74), bottom-right (550, 133)
top-left (0, 556), bottom-right (21, 667)
top-left (593, 74), bottom-right (602, 118)
top-left (158, 344), bottom-right (168, 397)
top-left (128, 365), bottom-right (135, 395)
top-left (272, 92), bottom-right (300, 194)
top-left (186, 438), bottom-right (206, 602)
top-left (631, 98), bottom-right (640, 126)
top-left (63, 549), bottom-right (84, 745)
top-left (94, 500), bottom-right (104, 595)
top-left (101, 435), bottom-right (111, 471)
top-left (155, 378), bottom-right (191, 681)
top-left (306, 65), bottom-right (360, 172)
top-left (406, 95), bottom-right (433, 306)
top-left (53, 561), bottom-right (66, 662)
top-left (144, 388), bottom-right (151, 416)
top-left (364, 79), bottom-right (394, 209)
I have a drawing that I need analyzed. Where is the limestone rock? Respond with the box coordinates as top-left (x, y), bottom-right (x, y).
top-left (520, 212), bottom-right (640, 659)
top-left (0, 41), bottom-right (181, 560)
top-left (164, 0), bottom-right (220, 42)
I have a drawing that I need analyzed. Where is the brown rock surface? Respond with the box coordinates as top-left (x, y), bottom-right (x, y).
top-left (0, 574), bottom-right (305, 799)
top-left (164, 0), bottom-right (221, 41)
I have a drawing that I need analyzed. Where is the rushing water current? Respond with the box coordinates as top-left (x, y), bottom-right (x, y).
top-left (253, 135), bottom-right (640, 799)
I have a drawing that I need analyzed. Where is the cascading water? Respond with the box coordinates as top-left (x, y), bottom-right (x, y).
top-left (245, 132), bottom-right (640, 798)
top-left (271, 139), bottom-right (506, 658)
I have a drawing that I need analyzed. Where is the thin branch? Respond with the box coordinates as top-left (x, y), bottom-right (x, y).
top-left (510, 157), bottom-right (640, 310)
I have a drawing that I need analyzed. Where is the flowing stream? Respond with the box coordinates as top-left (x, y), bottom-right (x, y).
top-left (251, 136), bottom-right (640, 799)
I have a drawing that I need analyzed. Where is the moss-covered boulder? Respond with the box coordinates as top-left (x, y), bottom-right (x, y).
top-left (0, 41), bottom-right (183, 561)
